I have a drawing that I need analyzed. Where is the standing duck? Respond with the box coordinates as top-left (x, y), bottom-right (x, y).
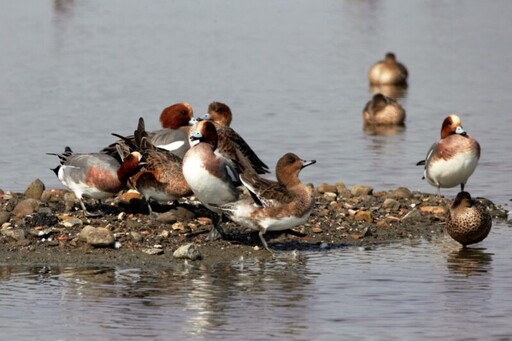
top-left (182, 120), bottom-right (241, 241)
top-left (215, 152), bottom-right (316, 254)
top-left (49, 147), bottom-right (143, 216)
top-left (417, 114), bottom-right (480, 196)
top-left (447, 191), bottom-right (492, 247)
top-left (102, 102), bottom-right (195, 160)
top-left (199, 101), bottom-right (270, 175)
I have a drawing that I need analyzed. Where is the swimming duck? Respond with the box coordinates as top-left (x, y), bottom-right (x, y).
top-left (368, 52), bottom-right (408, 86)
top-left (363, 93), bottom-right (406, 126)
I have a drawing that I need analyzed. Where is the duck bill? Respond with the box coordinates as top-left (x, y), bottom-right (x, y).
top-left (301, 160), bottom-right (316, 169)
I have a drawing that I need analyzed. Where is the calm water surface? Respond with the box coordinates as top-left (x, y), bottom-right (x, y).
top-left (1, 0), bottom-right (512, 339)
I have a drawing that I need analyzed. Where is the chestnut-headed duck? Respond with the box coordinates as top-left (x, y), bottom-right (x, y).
top-left (49, 147), bottom-right (143, 216)
top-left (215, 152), bottom-right (316, 254)
top-left (182, 120), bottom-right (241, 240)
top-left (102, 102), bottom-right (194, 160)
top-left (447, 191), bottom-right (492, 247)
top-left (113, 117), bottom-right (193, 215)
top-left (363, 93), bottom-right (406, 126)
top-left (198, 101), bottom-right (270, 174)
top-left (416, 114), bottom-right (480, 196)
top-left (368, 52), bottom-right (408, 86)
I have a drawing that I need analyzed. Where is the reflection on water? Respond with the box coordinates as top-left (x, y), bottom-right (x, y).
top-left (446, 247), bottom-right (494, 278)
top-left (369, 84), bottom-right (408, 100)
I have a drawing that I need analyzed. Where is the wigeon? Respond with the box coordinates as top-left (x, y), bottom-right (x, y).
top-left (102, 102), bottom-right (194, 160)
top-left (199, 101), bottom-right (270, 174)
top-left (368, 52), bottom-right (408, 86)
top-left (182, 120), bottom-right (241, 240)
top-left (113, 117), bottom-right (193, 215)
top-left (215, 152), bottom-right (316, 254)
top-left (447, 191), bottom-right (492, 247)
top-left (49, 147), bottom-right (143, 216)
top-left (417, 114), bottom-right (480, 196)
top-left (362, 93), bottom-right (406, 126)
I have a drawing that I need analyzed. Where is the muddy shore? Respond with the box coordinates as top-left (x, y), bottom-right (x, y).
top-left (0, 179), bottom-right (508, 268)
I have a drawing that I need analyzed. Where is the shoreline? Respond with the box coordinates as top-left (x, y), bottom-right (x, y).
top-left (0, 180), bottom-right (508, 268)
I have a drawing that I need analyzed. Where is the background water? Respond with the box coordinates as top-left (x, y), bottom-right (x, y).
top-left (1, 0), bottom-right (512, 339)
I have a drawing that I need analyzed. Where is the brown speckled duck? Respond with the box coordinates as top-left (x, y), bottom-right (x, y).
top-left (368, 52), bottom-right (408, 86)
top-left (447, 191), bottom-right (492, 247)
top-left (363, 93), bottom-right (406, 126)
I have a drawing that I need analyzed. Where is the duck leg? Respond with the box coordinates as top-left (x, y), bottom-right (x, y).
top-left (258, 229), bottom-right (276, 257)
top-left (206, 212), bottom-right (225, 241)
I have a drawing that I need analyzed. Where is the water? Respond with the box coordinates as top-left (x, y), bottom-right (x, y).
top-left (1, 0), bottom-right (512, 339)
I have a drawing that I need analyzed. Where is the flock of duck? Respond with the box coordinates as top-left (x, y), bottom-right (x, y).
top-left (48, 52), bottom-right (492, 253)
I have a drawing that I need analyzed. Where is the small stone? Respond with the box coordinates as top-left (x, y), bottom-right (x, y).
top-left (114, 241), bottom-right (122, 249)
top-left (61, 218), bottom-right (83, 228)
top-left (171, 206), bottom-right (197, 220)
top-left (317, 183), bottom-right (337, 194)
top-left (335, 182), bottom-right (347, 193)
top-left (388, 187), bottom-right (413, 199)
top-left (354, 210), bottom-right (373, 223)
top-left (63, 192), bottom-right (78, 212)
top-left (118, 190), bottom-right (143, 203)
top-left (156, 211), bottom-right (178, 224)
top-left (382, 198), bottom-right (400, 211)
top-left (419, 206), bottom-right (448, 216)
top-left (79, 225), bottom-right (96, 242)
top-left (173, 243), bottom-right (202, 260)
top-left (29, 228), bottom-right (53, 237)
top-left (24, 179), bottom-right (45, 200)
top-left (1, 228), bottom-right (26, 241)
top-left (311, 225), bottom-right (323, 233)
top-left (320, 242), bottom-right (330, 249)
top-left (85, 227), bottom-right (115, 247)
top-left (117, 212), bottom-right (126, 220)
top-left (401, 208), bottom-right (422, 223)
top-left (41, 189), bottom-right (68, 203)
top-left (171, 221), bottom-right (186, 231)
top-left (125, 219), bottom-right (142, 230)
top-left (376, 220), bottom-right (389, 228)
top-left (130, 231), bottom-right (143, 242)
top-left (197, 217), bottom-right (212, 225)
top-left (143, 248), bottom-right (164, 255)
top-left (158, 230), bottom-right (170, 238)
top-left (12, 199), bottom-right (40, 218)
top-left (350, 184), bottom-right (373, 197)
top-left (0, 211), bottom-right (11, 225)
top-left (323, 192), bottom-right (337, 200)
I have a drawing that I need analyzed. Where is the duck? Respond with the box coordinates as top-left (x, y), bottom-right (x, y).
top-left (362, 93), bottom-right (406, 126)
top-left (182, 120), bottom-right (242, 241)
top-left (368, 52), bottom-right (408, 86)
top-left (215, 152), bottom-right (316, 254)
top-left (447, 191), bottom-right (492, 247)
top-left (416, 114), bottom-right (480, 196)
top-left (48, 147), bottom-right (143, 216)
top-left (102, 102), bottom-right (195, 161)
top-left (198, 101), bottom-right (270, 175)
top-left (112, 117), bottom-right (193, 215)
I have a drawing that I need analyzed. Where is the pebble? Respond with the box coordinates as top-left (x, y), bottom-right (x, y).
top-left (323, 192), bottom-right (337, 200)
top-left (355, 210), bottom-right (373, 223)
top-left (156, 211), bottom-right (178, 224)
top-left (12, 199), bottom-right (40, 218)
top-left (1, 228), bottom-right (26, 241)
top-left (401, 208), bottom-right (422, 223)
top-left (419, 206), bottom-right (448, 216)
top-left (173, 243), bottom-right (202, 260)
top-left (85, 227), bottom-right (116, 247)
top-left (350, 184), bottom-right (373, 197)
top-left (143, 248), bottom-right (164, 255)
top-left (316, 183), bottom-right (337, 194)
top-left (41, 189), bottom-right (68, 203)
top-left (130, 231), bottom-right (143, 242)
top-left (388, 187), bottom-right (413, 199)
top-left (382, 198), bottom-right (400, 211)
top-left (24, 179), bottom-right (45, 200)
top-left (0, 211), bottom-right (11, 225)
top-left (60, 218), bottom-right (83, 228)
